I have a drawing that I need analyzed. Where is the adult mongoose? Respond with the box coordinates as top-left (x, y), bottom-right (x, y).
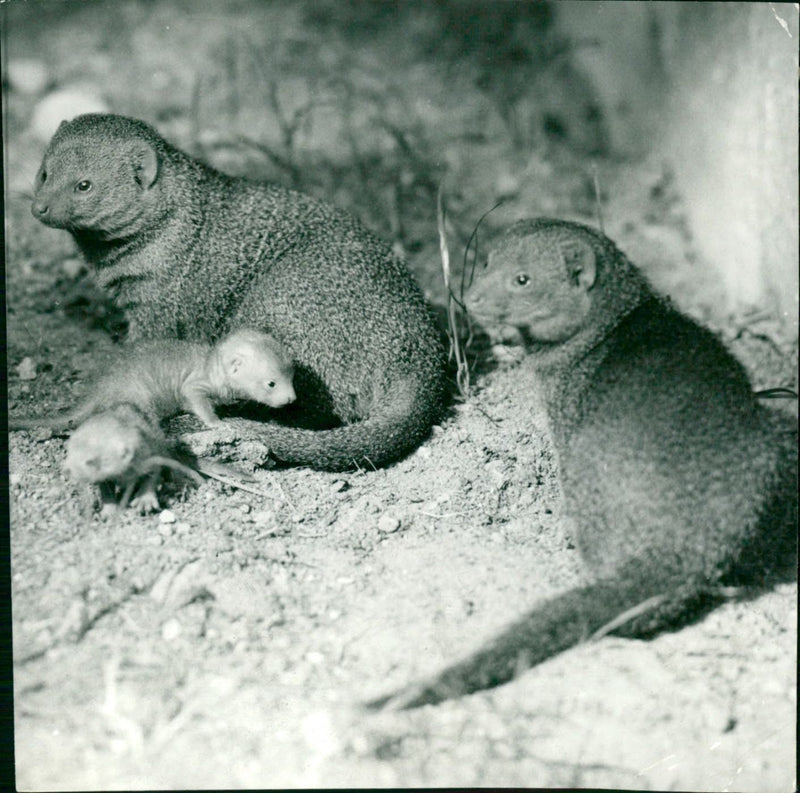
top-left (370, 218), bottom-right (798, 709)
top-left (64, 402), bottom-right (203, 513)
top-left (31, 113), bottom-right (445, 471)
top-left (11, 329), bottom-right (295, 432)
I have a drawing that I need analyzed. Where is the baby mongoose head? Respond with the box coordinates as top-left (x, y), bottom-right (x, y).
top-left (465, 218), bottom-right (641, 343)
top-left (64, 410), bottom-right (149, 483)
top-left (31, 113), bottom-right (169, 239)
top-left (217, 329), bottom-right (296, 408)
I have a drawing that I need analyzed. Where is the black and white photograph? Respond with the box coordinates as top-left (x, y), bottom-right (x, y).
top-left (3, 1), bottom-right (797, 789)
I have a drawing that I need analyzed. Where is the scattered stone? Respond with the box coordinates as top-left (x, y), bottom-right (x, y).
top-left (61, 258), bottom-right (86, 279)
top-left (330, 479), bottom-right (349, 493)
top-left (306, 650), bottom-right (325, 665)
top-left (252, 510), bottom-right (275, 526)
top-left (238, 503), bottom-right (251, 514)
top-left (17, 358), bottom-right (37, 381)
top-left (6, 58), bottom-right (50, 95)
top-left (416, 446), bottom-right (432, 459)
top-left (145, 534), bottom-right (164, 546)
top-left (378, 514), bottom-right (401, 534)
top-left (175, 522), bottom-right (191, 535)
top-left (30, 85), bottom-right (110, 142)
top-left (495, 171), bottom-right (521, 199)
top-left (158, 509), bottom-right (177, 524)
top-left (161, 618), bottom-right (182, 641)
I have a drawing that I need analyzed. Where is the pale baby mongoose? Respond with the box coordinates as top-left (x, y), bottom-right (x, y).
top-left (369, 218), bottom-right (797, 709)
top-left (31, 113), bottom-right (445, 471)
top-left (11, 329), bottom-right (295, 432)
top-left (64, 402), bottom-right (203, 513)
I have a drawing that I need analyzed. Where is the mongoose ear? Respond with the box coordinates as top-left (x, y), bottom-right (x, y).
top-left (226, 354), bottom-right (243, 375)
top-left (134, 144), bottom-right (160, 190)
top-left (559, 239), bottom-right (596, 290)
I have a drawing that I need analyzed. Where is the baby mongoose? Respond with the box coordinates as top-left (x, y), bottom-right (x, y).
top-left (11, 329), bottom-right (295, 432)
top-left (64, 402), bottom-right (203, 513)
top-left (31, 113), bottom-right (445, 471)
top-left (369, 218), bottom-right (797, 709)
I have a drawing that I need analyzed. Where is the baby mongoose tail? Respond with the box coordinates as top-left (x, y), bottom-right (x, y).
top-left (222, 375), bottom-right (436, 471)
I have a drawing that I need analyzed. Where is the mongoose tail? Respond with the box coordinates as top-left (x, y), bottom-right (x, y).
top-left (368, 565), bottom-right (711, 710)
top-left (10, 403), bottom-right (97, 431)
top-left (227, 376), bottom-right (436, 471)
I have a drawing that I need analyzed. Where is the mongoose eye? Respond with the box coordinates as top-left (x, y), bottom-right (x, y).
top-left (75, 180), bottom-right (93, 193)
top-left (515, 273), bottom-right (531, 286)
top-left (39, 169), bottom-right (47, 183)
top-left (267, 381), bottom-right (276, 389)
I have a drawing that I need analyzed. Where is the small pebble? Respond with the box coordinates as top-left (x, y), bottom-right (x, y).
top-left (159, 509), bottom-right (177, 524)
top-left (6, 58), bottom-right (50, 95)
top-left (252, 510), bottom-right (275, 526)
top-left (30, 85), bottom-right (110, 142)
top-left (378, 515), bottom-right (401, 534)
top-left (10, 474), bottom-right (22, 488)
top-left (330, 479), bottom-right (349, 493)
top-left (494, 171), bottom-right (521, 199)
top-left (238, 503), bottom-right (251, 514)
top-left (175, 522), bottom-right (191, 535)
top-left (415, 446), bottom-right (432, 459)
top-left (161, 618), bottom-right (182, 641)
top-left (17, 358), bottom-right (37, 381)
top-left (145, 535), bottom-right (164, 546)
top-left (61, 258), bottom-right (86, 279)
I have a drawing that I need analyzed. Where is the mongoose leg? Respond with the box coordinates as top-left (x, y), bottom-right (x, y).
top-left (129, 470), bottom-right (161, 513)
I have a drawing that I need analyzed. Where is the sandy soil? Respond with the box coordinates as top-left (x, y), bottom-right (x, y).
top-left (5, 2), bottom-right (797, 790)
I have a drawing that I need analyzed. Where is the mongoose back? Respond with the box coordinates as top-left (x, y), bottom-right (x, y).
top-left (370, 218), bottom-right (798, 709)
top-left (11, 329), bottom-right (295, 432)
top-left (31, 113), bottom-right (445, 471)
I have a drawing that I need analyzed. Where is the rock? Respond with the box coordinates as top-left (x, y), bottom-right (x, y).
top-left (16, 357), bottom-right (37, 381)
top-left (30, 85), bottom-right (110, 142)
top-left (377, 514), bottom-right (401, 534)
top-left (61, 257), bottom-right (86, 279)
top-left (6, 58), bottom-right (50, 95)
top-left (161, 618), bottom-right (182, 641)
top-left (158, 509), bottom-right (177, 524)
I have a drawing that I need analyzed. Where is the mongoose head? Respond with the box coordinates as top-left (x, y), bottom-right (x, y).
top-left (465, 218), bottom-right (631, 343)
top-left (218, 329), bottom-right (296, 408)
top-left (64, 410), bottom-right (149, 483)
top-left (31, 114), bottom-right (168, 239)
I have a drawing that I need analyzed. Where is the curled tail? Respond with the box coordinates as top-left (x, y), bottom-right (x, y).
top-left (367, 567), bottom-right (718, 710)
top-left (223, 375), bottom-right (442, 471)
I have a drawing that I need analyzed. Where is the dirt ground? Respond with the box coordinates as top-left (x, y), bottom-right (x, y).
top-left (4, 2), bottom-right (797, 790)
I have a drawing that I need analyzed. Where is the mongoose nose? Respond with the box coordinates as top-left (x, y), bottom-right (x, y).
top-left (272, 385), bottom-right (296, 407)
top-left (31, 200), bottom-right (49, 219)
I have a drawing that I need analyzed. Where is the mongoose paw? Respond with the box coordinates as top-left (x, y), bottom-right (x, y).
top-left (130, 490), bottom-right (161, 514)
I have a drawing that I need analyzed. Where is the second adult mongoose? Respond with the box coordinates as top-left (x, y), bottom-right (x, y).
top-left (11, 329), bottom-right (295, 432)
top-left (31, 113), bottom-right (445, 471)
top-left (370, 218), bottom-right (797, 709)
